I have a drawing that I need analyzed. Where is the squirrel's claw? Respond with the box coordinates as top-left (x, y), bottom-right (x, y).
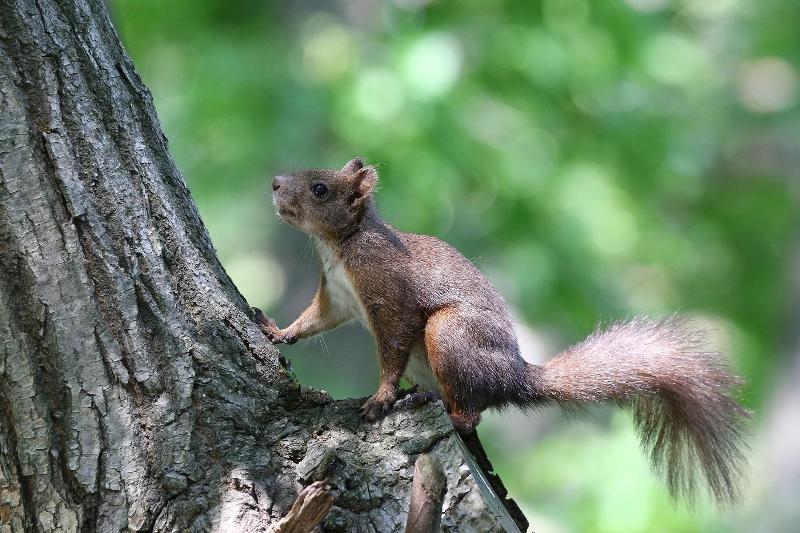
top-left (264, 327), bottom-right (298, 345)
top-left (264, 328), bottom-right (298, 345)
top-left (362, 386), bottom-right (439, 419)
top-left (360, 393), bottom-right (397, 422)
top-left (252, 307), bottom-right (297, 345)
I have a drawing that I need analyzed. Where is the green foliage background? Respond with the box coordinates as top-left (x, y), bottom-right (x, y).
top-left (112, 0), bottom-right (799, 531)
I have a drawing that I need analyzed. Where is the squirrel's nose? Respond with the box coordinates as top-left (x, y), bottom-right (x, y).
top-left (272, 175), bottom-right (285, 191)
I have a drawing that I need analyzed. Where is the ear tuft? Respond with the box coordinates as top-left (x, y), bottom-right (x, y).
top-left (341, 157), bottom-right (365, 174)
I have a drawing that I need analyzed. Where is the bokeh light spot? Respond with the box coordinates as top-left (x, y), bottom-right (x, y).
top-left (642, 32), bottom-right (712, 88)
top-left (402, 33), bottom-right (463, 99)
top-left (353, 68), bottom-right (406, 122)
top-left (302, 19), bottom-right (355, 81)
top-left (557, 163), bottom-right (639, 258)
top-left (737, 57), bottom-right (798, 113)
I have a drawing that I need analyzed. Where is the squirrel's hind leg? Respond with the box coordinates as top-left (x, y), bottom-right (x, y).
top-left (424, 305), bottom-right (527, 432)
top-left (424, 306), bottom-right (495, 433)
top-left (449, 410), bottom-right (482, 433)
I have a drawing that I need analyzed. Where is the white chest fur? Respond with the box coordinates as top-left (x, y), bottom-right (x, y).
top-left (314, 239), bottom-right (368, 324)
top-left (314, 240), bottom-right (440, 393)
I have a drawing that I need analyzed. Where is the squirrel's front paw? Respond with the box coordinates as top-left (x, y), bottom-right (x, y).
top-left (361, 390), bottom-right (398, 422)
top-left (253, 307), bottom-right (297, 345)
top-left (270, 330), bottom-right (298, 345)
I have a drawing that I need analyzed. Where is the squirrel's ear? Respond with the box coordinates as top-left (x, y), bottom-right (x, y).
top-left (341, 157), bottom-right (365, 174)
top-left (351, 165), bottom-right (378, 205)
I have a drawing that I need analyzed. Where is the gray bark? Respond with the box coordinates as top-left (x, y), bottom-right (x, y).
top-left (0, 1), bottom-right (526, 531)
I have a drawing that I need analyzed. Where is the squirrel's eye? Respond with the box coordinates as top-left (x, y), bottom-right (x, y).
top-left (311, 183), bottom-right (329, 198)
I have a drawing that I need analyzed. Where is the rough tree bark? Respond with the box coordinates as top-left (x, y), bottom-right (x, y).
top-left (0, 1), bottom-right (526, 531)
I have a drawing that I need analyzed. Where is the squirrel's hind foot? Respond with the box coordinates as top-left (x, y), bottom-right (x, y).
top-left (361, 386), bottom-right (442, 422)
top-left (449, 410), bottom-right (481, 434)
top-left (395, 389), bottom-right (441, 410)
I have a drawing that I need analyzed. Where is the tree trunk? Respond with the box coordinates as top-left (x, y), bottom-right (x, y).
top-left (0, 1), bottom-right (526, 531)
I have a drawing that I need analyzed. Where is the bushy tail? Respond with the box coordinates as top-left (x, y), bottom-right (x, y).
top-left (526, 317), bottom-right (749, 506)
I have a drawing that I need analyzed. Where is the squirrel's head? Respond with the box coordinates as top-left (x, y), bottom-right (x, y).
top-left (271, 157), bottom-right (378, 240)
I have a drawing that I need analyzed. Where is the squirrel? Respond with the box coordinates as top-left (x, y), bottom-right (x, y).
top-left (256, 157), bottom-right (749, 505)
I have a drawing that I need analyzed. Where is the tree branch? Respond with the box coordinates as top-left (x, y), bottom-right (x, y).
top-left (268, 480), bottom-right (336, 533)
top-left (405, 454), bottom-right (447, 533)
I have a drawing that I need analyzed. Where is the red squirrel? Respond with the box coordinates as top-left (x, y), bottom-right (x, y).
top-left (256, 157), bottom-right (748, 505)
